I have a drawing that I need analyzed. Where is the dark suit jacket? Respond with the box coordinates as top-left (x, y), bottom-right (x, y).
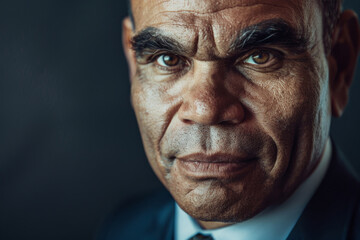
top-left (98, 146), bottom-right (360, 240)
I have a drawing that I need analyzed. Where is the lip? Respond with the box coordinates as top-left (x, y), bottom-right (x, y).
top-left (175, 153), bottom-right (256, 179)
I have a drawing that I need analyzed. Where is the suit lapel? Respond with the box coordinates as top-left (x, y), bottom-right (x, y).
top-left (287, 145), bottom-right (360, 240)
top-left (161, 204), bottom-right (175, 240)
top-left (154, 196), bottom-right (175, 240)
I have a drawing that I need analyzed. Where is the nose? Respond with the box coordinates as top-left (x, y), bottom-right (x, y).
top-left (178, 63), bottom-right (245, 125)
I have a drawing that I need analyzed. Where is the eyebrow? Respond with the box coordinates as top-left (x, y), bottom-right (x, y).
top-left (230, 19), bottom-right (308, 54)
top-left (131, 19), bottom-right (309, 58)
top-left (131, 27), bottom-right (186, 58)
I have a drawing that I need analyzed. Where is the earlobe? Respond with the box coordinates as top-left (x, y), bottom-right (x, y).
top-left (122, 17), bottom-right (137, 80)
top-left (329, 10), bottom-right (360, 117)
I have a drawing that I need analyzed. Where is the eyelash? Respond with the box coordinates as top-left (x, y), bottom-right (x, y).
top-left (146, 53), bottom-right (188, 73)
top-left (139, 48), bottom-right (284, 75)
top-left (238, 49), bottom-right (284, 71)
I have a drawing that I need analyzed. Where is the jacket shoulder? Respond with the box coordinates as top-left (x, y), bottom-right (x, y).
top-left (97, 189), bottom-right (174, 240)
top-left (288, 145), bottom-right (360, 240)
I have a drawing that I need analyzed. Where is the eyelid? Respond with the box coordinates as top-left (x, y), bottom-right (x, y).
top-left (134, 49), bottom-right (165, 63)
top-left (136, 50), bottom-right (183, 62)
top-left (145, 52), bottom-right (190, 75)
top-left (251, 47), bottom-right (281, 59)
top-left (240, 48), bottom-right (282, 60)
top-left (234, 48), bottom-right (284, 72)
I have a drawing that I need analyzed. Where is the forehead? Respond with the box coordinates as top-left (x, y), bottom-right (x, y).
top-left (131, 0), bottom-right (318, 27)
top-left (131, 0), bottom-right (321, 57)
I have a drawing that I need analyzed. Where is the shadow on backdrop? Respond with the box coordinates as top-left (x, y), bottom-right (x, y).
top-left (0, 0), bottom-right (359, 239)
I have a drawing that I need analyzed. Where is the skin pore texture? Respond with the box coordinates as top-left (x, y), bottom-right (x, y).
top-left (123, 0), bottom-right (360, 230)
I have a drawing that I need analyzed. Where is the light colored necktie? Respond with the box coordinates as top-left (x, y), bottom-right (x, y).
top-left (188, 233), bottom-right (214, 240)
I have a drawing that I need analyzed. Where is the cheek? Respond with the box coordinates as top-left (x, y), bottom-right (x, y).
top-left (238, 61), bottom-right (326, 175)
top-left (241, 68), bottom-right (309, 138)
top-left (131, 79), bottom-right (182, 176)
top-left (250, 59), bottom-right (326, 126)
top-left (132, 83), bottom-right (162, 150)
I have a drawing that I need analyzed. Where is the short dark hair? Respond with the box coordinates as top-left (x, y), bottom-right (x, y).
top-left (320, 0), bottom-right (343, 53)
top-left (127, 0), bottom-right (343, 54)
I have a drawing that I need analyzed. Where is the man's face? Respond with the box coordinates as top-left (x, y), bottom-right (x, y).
top-left (125, 0), bottom-right (332, 227)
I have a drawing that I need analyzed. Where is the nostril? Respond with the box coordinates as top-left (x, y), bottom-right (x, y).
top-left (219, 119), bottom-right (240, 125)
top-left (223, 118), bottom-right (243, 125)
top-left (217, 104), bottom-right (245, 125)
top-left (182, 119), bottom-right (193, 124)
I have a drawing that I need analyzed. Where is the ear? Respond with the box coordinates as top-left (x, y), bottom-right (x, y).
top-left (122, 17), bottom-right (137, 81)
top-left (328, 10), bottom-right (360, 117)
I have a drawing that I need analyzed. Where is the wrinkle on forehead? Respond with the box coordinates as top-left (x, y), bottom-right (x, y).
top-left (133, 0), bottom-right (302, 16)
top-left (132, 0), bottom-right (318, 59)
top-left (132, 0), bottom-right (312, 30)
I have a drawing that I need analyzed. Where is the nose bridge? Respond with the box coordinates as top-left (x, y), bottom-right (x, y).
top-left (191, 61), bottom-right (223, 103)
top-left (178, 61), bottom-right (244, 125)
top-left (187, 77), bottom-right (219, 115)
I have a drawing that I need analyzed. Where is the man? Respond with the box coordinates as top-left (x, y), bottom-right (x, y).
top-left (99, 0), bottom-right (360, 239)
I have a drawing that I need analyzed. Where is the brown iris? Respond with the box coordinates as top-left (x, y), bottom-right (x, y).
top-left (157, 54), bottom-right (180, 67)
top-left (251, 51), bottom-right (271, 64)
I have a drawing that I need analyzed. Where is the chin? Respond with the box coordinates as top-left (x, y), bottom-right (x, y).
top-left (169, 177), bottom-right (275, 223)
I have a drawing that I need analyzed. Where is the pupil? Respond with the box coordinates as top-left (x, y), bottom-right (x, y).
top-left (163, 55), bottom-right (178, 66)
top-left (253, 52), bottom-right (269, 64)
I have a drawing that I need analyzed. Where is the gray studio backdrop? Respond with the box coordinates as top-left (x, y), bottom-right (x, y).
top-left (0, 1), bottom-right (359, 239)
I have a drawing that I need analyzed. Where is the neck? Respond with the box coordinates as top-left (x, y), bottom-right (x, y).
top-left (197, 220), bottom-right (234, 230)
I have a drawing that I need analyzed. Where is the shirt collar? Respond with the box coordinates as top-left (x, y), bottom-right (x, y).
top-left (175, 139), bottom-right (332, 240)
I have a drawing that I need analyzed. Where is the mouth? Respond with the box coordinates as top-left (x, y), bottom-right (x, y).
top-left (175, 153), bottom-right (257, 180)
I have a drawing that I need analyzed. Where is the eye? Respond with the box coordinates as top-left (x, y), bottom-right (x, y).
top-left (156, 54), bottom-right (180, 67)
top-left (244, 51), bottom-right (272, 65)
